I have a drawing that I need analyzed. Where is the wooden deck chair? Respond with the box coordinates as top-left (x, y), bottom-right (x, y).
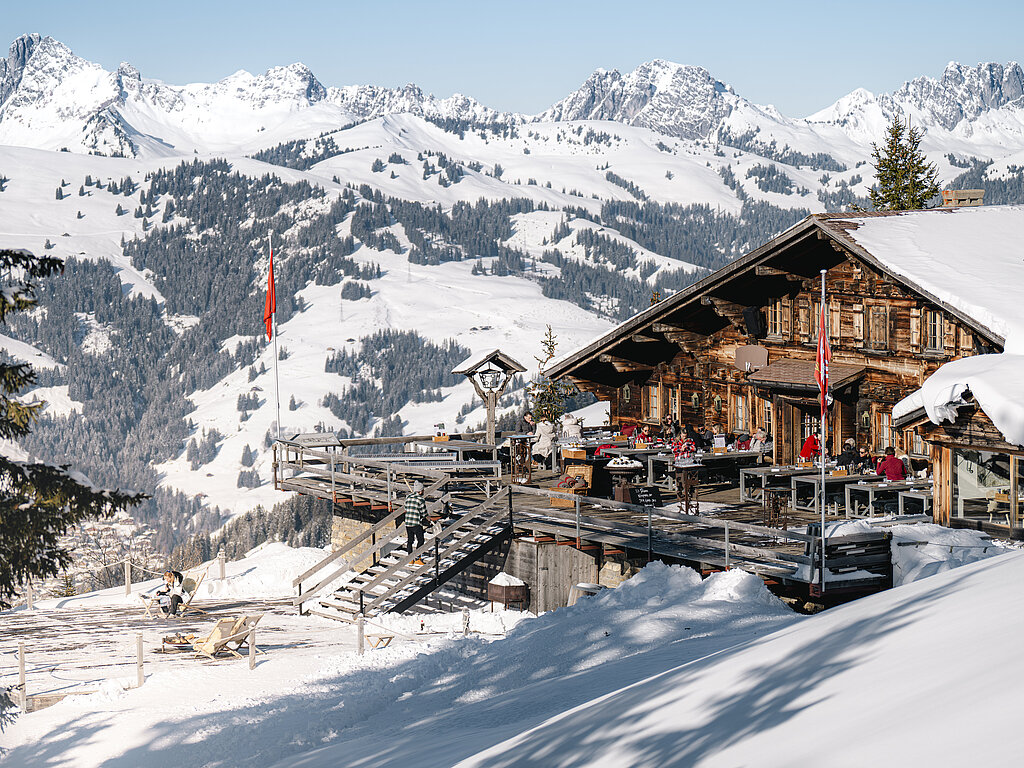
top-left (192, 618), bottom-right (244, 659)
top-left (225, 614), bottom-right (265, 656)
top-left (176, 568), bottom-right (209, 617)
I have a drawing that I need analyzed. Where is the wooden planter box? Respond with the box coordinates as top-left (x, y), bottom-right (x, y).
top-left (488, 582), bottom-right (529, 609)
top-left (551, 465), bottom-right (593, 508)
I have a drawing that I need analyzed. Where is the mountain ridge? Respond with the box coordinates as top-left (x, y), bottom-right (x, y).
top-left (4, 33), bottom-right (1024, 158)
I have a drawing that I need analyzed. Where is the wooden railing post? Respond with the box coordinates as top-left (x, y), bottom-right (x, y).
top-left (724, 521), bottom-right (730, 569)
top-left (356, 614), bottom-right (365, 655)
top-left (136, 632), bottom-right (144, 688)
top-left (248, 621), bottom-right (257, 670)
top-left (18, 642), bottom-right (26, 710)
top-left (646, 506), bottom-right (653, 563)
top-left (218, 548), bottom-right (226, 580)
top-left (25, 580), bottom-right (33, 611)
top-left (124, 560), bottom-right (131, 596)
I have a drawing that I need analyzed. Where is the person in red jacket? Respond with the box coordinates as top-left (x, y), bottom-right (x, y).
top-left (799, 434), bottom-right (820, 459)
top-left (876, 446), bottom-right (908, 481)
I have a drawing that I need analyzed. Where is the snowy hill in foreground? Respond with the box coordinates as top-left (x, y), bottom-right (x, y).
top-left (0, 532), bottom-right (1016, 767)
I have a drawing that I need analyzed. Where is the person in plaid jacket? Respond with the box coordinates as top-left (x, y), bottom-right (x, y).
top-left (405, 481), bottom-right (428, 564)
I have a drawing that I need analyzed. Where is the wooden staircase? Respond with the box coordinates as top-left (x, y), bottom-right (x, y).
top-left (294, 487), bottom-right (511, 622)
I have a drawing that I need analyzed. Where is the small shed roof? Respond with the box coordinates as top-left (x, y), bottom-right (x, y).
top-left (747, 358), bottom-right (865, 392)
top-left (452, 349), bottom-right (527, 376)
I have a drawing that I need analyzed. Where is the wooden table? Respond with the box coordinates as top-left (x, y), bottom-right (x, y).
top-left (739, 466), bottom-right (817, 505)
top-left (898, 489), bottom-right (933, 516)
top-left (791, 472), bottom-right (876, 513)
top-left (846, 479), bottom-right (934, 517)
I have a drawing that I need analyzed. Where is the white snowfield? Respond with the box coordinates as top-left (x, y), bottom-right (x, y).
top-left (1, 533), bottom-right (1016, 768)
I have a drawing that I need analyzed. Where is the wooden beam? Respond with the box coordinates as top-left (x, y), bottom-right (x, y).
top-left (599, 354), bottom-right (654, 372)
top-left (631, 334), bottom-right (661, 343)
top-left (652, 322), bottom-right (690, 333)
top-left (755, 265), bottom-right (804, 281)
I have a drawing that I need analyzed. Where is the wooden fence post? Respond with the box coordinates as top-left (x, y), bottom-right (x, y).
top-left (18, 642), bottom-right (27, 710)
top-left (25, 580), bottom-right (33, 611)
top-left (136, 632), bottom-right (144, 688)
top-left (124, 560), bottom-right (132, 596)
top-left (218, 548), bottom-right (226, 580)
top-left (356, 614), bottom-right (365, 656)
top-left (248, 621), bottom-right (257, 670)
top-left (724, 521), bottom-right (730, 569)
top-left (462, 608), bottom-right (470, 637)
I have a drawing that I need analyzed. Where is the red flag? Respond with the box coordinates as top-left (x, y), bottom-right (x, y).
top-left (815, 302), bottom-right (831, 417)
top-left (263, 249), bottom-right (276, 340)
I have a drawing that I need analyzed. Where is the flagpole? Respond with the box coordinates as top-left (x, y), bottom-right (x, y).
top-left (819, 268), bottom-right (827, 594)
top-left (270, 231), bottom-right (282, 439)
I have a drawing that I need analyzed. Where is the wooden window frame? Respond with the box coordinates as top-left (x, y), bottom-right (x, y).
top-left (924, 309), bottom-right (944, 352)
top-left (866, 304), bottom-right (889, 351)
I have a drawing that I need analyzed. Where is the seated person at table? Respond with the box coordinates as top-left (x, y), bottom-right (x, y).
top-left (876, 446), bottom-right (908, 481)
top-left (532, 418), bottom-right (556, 466)
top-left (853, 446), bottom-right (873, 473)
top-left (685, 424), bottom-right (707, 450)
top-left (799, 434), bottom-right (821, 459)
top-left (750, 427), bottom-right (770, 452)
top-left (515, 411), bottom-right (536, 435)
top-left (560, 413), bottom-right (583, 440)
top-left (836, 438), bottom-right (858, 468)
top-left (660, 414), bottom-right (680, 439)
top-left (635, 424), bottom-right (653, 443)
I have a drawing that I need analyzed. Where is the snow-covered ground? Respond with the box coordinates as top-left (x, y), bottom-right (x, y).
top-left (2, 526), bottom-right (1018, 767)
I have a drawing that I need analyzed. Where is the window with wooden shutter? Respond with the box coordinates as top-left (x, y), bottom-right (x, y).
top-left (910, 307), bottom-right (922, 351)
top-left (829, 301), bottom-right (841, 344)
top-left (867, 305), bottom-right (888, 350)
top-left (781, 297), bottom-right (792, 338)
top-left (852, 303), bottom-right (864, 344)
top-left (944, 318), bottom-right (957, 354)
top-left (924, 309), bottom-right (943, 352)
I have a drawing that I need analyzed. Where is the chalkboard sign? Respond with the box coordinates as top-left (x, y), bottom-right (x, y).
top-left (629, 486), bottom-right (664, 508)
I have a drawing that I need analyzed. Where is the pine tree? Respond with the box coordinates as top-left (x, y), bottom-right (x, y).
top-left (869, 115), bottom-right (941, 211)
top-left (0, 247), bottom-right (144, 611)
top-left (525, 325), bottom-right (578, 423)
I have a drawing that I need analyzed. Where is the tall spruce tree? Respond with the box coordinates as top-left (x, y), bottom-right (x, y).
top-left (0, 247), bottom-right (144, 612)
top-left (869, 115), bottom-right (941, 210)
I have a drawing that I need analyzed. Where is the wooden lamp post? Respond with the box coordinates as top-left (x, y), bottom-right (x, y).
top-left (452, 349), bottom-right (527, 446)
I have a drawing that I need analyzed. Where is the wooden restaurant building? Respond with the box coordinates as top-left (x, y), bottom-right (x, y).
top-left (545, 204), bottom-right (1024, 472)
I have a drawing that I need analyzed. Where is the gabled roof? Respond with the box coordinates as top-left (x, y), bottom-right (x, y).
top-left (452, 348), bottom-right (527, 376)
top-left (546, 205), bottom-right (1024, 381)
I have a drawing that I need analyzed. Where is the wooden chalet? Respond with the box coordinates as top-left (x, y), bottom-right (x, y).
top-left (545, 206), bottom-right (1023, 467)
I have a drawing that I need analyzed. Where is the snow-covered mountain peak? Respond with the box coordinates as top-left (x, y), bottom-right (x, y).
top-left (893, 60), bottom-right (1024, 129)
top-left (541, 59), bottom-right (741, 140)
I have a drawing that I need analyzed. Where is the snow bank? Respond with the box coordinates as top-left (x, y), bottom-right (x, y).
top-left (198, 542), bottom-right (328, 599)
top-left (823, 519), bottom-right (1011, 586)
top-left (460, 550), bottom-right (1024, 768)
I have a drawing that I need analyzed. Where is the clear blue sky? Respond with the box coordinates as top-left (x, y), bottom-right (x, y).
top-left (3, 1), bottom-right (1021, 117)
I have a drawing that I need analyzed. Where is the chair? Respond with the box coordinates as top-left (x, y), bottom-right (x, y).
top-left (225, 614), bottom-right (265, 656)
top-left (177, 569), bottom-right (209, 617)
top-left (192, 615), bottom-right (264, 660)
top-left (140, 567), bottom-right (208, 619)
top-left (192, 618), bottom-right (244, 659)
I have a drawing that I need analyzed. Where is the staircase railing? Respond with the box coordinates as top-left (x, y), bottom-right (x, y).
top-left (292, 474), bottom-right (450, 612)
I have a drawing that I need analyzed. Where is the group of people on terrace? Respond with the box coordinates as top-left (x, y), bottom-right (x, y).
top-left (801, 434), bottom-right (922, 481)
top-left (621, 416), bottom-right (771, 454)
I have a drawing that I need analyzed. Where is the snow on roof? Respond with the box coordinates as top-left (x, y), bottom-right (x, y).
top-left (834, 205), bottom-right (1024, 351)
top-left (894, 353), bottom-right (1024, 446)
